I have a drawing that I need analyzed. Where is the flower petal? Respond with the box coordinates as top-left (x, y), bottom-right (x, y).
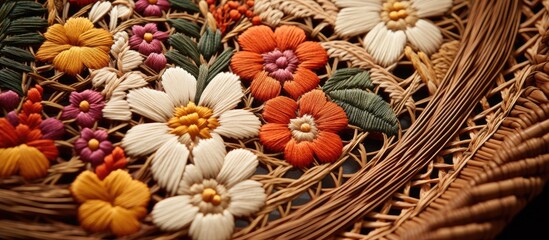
top-left (238, 26), bottom-right (277, 54)
top-left (263, 96), bottom-right (298, 124)
top-left (0, 119), bottom-right (18, 147)
top-left (259, 123), bottom-right (292, 152)
top-left (52, 47), bottom-right (83, 75)
top-left (295, 41), bottom-right (328, 69)
top-left (152, 195), bottom-right (199, 231)
top-left (192, 135), bottom-right (226, 179)
top-left (127, 88), bottom-right (174, 122)
top-left (311, 131), bottom-right (343, 163)
top-left (26, 139), bottom-right (58, 161)
top-left (161, 67), bottom-right (197, 106)
top-left (227, 180), bottom-right (266, 217)
top-left (71, 171), bottom-right (110, 202)
top-left (0, 148), bottom-right (19, 178)
top-left (363, 22), bottom-right (407, 66)
top-left (298, 89), bottom-right (327, 118)
top-left (230, 51), bottom-right (264, 81)
top-left (213, 109), bottom-right (260, 139)
top-left (335, 0), bottom-right (382, 8)
top-left (121, 123), bottom-right (174, 156)
top-left (274, 25), bottom-right (306, 51)
top-left (110, 206), bottom-right (142, 237)
top-left (17, 145), bottom-right (50, 180)
top-left (78, 28), bottom-right (113, 51)
top-left (250, 71), bottom-right (282, 102)
top-left (78, 200), bottom-right (113, 233)
top-left (217, 149), bottom-right (258, 188)
top-left (80, 47), bottom-right (110, 70)
top-left (102, 170), bottom-right (150, 211)
top-left (334, 5), bottom-right (382, 37)
top-left (283, 67), bottom-right (320, 100)
top-left (189, 211), bottom-right (234, 240)
top-left (284, 138), bottom-right (314, 168)
top-left (63, 17), bottom-right (94, 45)
top-left (315, 101), bottom-right (348, 132)
top-left (405, 19), bottom-right (443, 55)
top-left (151, 137), bottom-right (190, 195)
top-left (44, 24), bottom-right (69, 44)
top-left (198, 72), bottom-right (243, 117)
top-left (35, 42), bottom-right (72, 62)
top-left (179, 164), bottom-right (203, 194)
top-left (412, 0), bottom-right (452, 18)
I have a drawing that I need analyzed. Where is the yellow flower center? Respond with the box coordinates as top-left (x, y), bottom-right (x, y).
top-left (148, 0), bottom-right (158, 4)
top-left (79, 100), bottom-right (90, 112)
top-left (202, 188), bottom-right (222, 206)
top-left (88, 139), bottom-right (100, 151)
top-left (143, 33), bottom-right (154, 43)
top-left (381, 0), bottom-right (418, 31)
top-left (167, 102), bottom-right (219, 141)
top-left (289, 115), bottom-right (318, 142)
top-left (300, 123), bottom-right (311, 132)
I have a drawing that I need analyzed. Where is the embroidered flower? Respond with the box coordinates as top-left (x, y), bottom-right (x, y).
top-left (61, 90), bottom-right (105, 127)
top-left (40, 118), bottom-right (65, 140)
top-left (334, 0), bottom-right (452, 66)
top-left (121, 67), bottom-right (260, 194)
top-left (71, 170), bottom-right (150, 237)
top-left (69, 0), bottom-right (99, 6)
top-left (129, 23), bottom-right (169, 56)
top-left (95, 147), bottom-right (128, 180)
top-left (35, 17), bottom-right (113, 75)
top-left (259, 90), bottom-right (348, 168)
top-left (230, 25), bottom-right (328, 101)
top-left (74, 128), bottom-right (114, 166)
top-left (0, 90), bottom-right (19, 111)
top-left (135, 0), bottom-right (170, 17)
top-left (152, 137), bottom-right (266, 240)
top-left (144, 53), bottom-right (167, 72)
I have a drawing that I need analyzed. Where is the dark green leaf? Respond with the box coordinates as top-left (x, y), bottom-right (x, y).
top-left (0, 68), bottom-right (23, 94)
top-left (1, 46), bottom-right (34, 62)
top-left (0, 56), bottom-right (31, 72)
top-left (9, 1), bottom-right (46, 18)
top-left (165, 50), bottom-right (199, 77)
top-left (168, 33), bottom-right (200, 64)
top-left (194, 64), bottom-right (209, 103)
top-left (323, 68), bottom-right (373, 93)
top-left (0, 2), bottom-right (15, 21)
top-left (207, 48), bottom-right (233, 83)
top-left (328, 89), bottom-right (398, 135)
top-left (168, 19), bottom-right (200, 38)
top-left (169, 0), bottom-right (199, 12)
top-left (198, 28), bottom-right (221, 61)
top-left (2, 32), bottom-right (44, 46)
top-left (6, 17), bottom-right (48, 34)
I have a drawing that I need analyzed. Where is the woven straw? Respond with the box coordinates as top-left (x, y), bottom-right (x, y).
top-left (1, 0), bottom-right (548, 239)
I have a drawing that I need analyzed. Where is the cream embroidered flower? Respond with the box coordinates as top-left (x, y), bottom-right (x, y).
top-left (151, 137), bottom-right (266, 240)
top-left (121, 67), bottom-right (261, 194)
top-left (335, 0), bottom-right (452, 66)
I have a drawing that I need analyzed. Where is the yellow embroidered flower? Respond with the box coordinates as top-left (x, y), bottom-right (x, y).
top-left (36, 17), bottom-right (113, 75)
top-left (70, 170), bottom-right (150, 237)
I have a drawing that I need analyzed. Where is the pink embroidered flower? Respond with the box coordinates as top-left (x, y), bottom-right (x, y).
top-left (135, 0), bottom-right (170, 17)
top-left (61, 90), bottom-right (105, 128)
top-left (144, 53), bottom-right (167, 72)
top-left (40, 118), bottom-right (65, 140)
top-left (69, 0), bottom-right (98, 6)
top-left (0, 90), bottom-right (20, 111)
top-left (74, 128), bottom-right (113, 166)
top-left (129, 23), bottom-right (169, 56)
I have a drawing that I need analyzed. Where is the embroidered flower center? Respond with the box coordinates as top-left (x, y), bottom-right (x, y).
top-left (143, 33), bottom-right (154, 43)
top-left (263, 49), bottom-right (300, 82)
top-left (202, 188), bottom-right (222, 206)
top-left (289, 115), bottom-right (319, 142)
top-left (167, 102), bottom-right (220, 141)
top-left (88, 139), bottom-right (100, 151)
top-left (189, 179), bottom-right (230, 214)
top-left (381, 0), bottom-right (418, 31)
top-left (79, 100), bottom-right (90, 112)
top-left (148, 0), bottom-right (158, 4)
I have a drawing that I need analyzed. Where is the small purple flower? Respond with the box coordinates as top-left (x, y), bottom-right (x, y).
top-left (129, 23), bottom-right (168, 56)
top-left (62, 90), bottom-right (105, 128)
top-left (40, 118), bottom-right (65, 140)
top-left (6, 111), bottom-right (19, 126)
top-left (74, 128), bottom-right (114, 166)
top-left (135, 0), bottom-right (170, 17)
top-left (0, 90), bottom-right (20, 111)
top-left (145, 53), bottom-right (167, 72)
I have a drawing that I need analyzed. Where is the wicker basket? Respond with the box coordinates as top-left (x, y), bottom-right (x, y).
top-left (1, 0), bottom-right (548, 239)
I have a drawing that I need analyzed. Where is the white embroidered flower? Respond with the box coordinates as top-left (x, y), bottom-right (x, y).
top-left (121, 67), bottom-right (261, 194)
top-left (151, 137), bottom-right (266, 240)
top-left (335, 0), bottom-right (452, 66)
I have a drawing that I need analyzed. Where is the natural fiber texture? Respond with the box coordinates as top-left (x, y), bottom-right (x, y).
top-left (1, 0), bottom-right (549, 239)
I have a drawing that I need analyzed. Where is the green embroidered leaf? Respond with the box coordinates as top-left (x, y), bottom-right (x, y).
top-left (169, 0), bottom-right (199, 12)
top-left (328, 89), bottom-right (398, 135)
top-left (168, 19), bottom-right (200, 38)
top-left (323, 68), bottom-right (373, 93)
top-left (9, 1), bottom-right (46, 18)
top-left (165, 51), bottom-right (199, 77)
top-left (1, 46), bottom-right (34, 62)
top-left (2, 32), bottom-right (44, 46)
top-left (168, 33), bottom-right (200, 64)
top-left (0, 68), bottom-right (22, 94)
top-left (207, 48), bottom-right (233, 83)
top-left (194, 64), bottom-right (209, 103)
top-left (198, 28), bottom-right (222, 61)
top-left (5, 17), bottom-right (47, 34)
top-left (0, 57), bottom-right (31, 72)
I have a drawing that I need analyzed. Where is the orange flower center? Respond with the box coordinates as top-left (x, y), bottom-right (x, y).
top-left (148, 0), bottom-right (158, 4)
top-left (143, 33), bottom-right (154, 43)
top-left (300, 123), bottom-right (311, 132)
top-left (167, 102), bottom-right (219, 141)
top-left (88, 139), bottom-right (100, 151)
top-left (381, 0), bottom-right (418, 31)
top-left (289, 115), bottom-right (318, 142)
top-left (202, 188), bottom-right (222, 206)
top-left (79, 100), bottom-right (90, 112)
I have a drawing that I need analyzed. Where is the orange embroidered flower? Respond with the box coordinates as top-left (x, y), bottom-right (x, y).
top-left (36, 17), bottom-right (113, 75)
top-left (230, 25), bottom-right (328, 101)
top-left (95, 147), bottom-right (128, 180)
top-left (71, 170), bottom-right (150, 237)
top-left (259, 90), bottom-right (348, 168)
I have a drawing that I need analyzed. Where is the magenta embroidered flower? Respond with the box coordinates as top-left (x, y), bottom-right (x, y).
top-left (74, 128), bottom-right (114, 166)
top-left (61, 90), bottom-right (105, 127)
top-left (144, 53), bottom-right (167, 72)
top-left (129, 24), bottom-right (168, 56)
top-left (135, 0), bottom-right (170, 17)
top-left (40, 118), bottom-right (65, 140)
top-left (6, 111), bottom-right (19, 126)
top-left (0, 90), bottom-right (20, 111)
